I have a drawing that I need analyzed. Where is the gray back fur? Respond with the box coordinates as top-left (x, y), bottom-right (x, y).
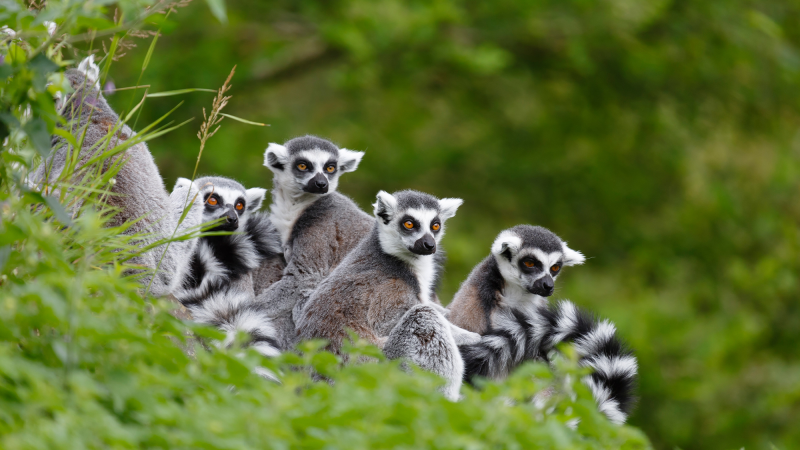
top-left (295, 190), bottom-right (478, 400)
top-left (30, 65), bottom-right (202, 297)
top-left (255, 136), bottom-right (370, 349)
top-left (256, 191), bottom-right (374, 349)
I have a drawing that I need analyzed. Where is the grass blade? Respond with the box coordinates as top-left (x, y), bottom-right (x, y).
top-left (141, 31), bottom-right (159, 73)
top-left (219, 113), bottom-right (268, 127)
top-left (147, 88), bottom-right (217, 98)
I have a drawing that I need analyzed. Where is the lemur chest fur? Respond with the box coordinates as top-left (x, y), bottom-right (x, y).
top-left (269, 184), bottom-right (318, 247)
top-left (408, 256), bottom-right (435, 304)
top-left (492, 283), bottom-right (547, 326)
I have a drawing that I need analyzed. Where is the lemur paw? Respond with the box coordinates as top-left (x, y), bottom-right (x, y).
top-left (450, 324), bottom-right (482, 346)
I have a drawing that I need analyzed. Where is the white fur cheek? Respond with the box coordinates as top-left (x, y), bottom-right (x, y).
top-left (377, 222), bottom-right (410, 259)
top-left (434, 223), bottom-right (447, 241)
top-left (495, 257), bottom-right (524, 289)
top-left (327, 176), bottom-right (340, 193)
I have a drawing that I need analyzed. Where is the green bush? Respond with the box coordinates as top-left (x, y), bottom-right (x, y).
top-left (100, 1), bottom-right (800, 448)
top-left (1, 2), bottom-right (652, 448)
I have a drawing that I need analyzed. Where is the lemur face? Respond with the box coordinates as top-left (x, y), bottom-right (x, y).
top-left (373, 190), bottom-right (463, 258)
top-left (263, 136), bottom-right (364, 196)
top-left (491, 225), bottom-right (585, 297)
top-left (192, 176), bottom-right (266, 232)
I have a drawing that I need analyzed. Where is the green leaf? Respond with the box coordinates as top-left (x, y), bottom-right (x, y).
top-left (28, 53), bottom-right (59, 91)
top-left (44, 195), bottom-right (73, 226)
top-left (5, 43), bottom-right (26, 64)
top-left (204, 0), bottom-right (227, 24)
top-left (0, 246), bottom-right (10, 273)
top-left (146, 88), bottom-right (217, 98)
top-left (141, 31), bottom-right (160, 73)
top-left (0, 63), bottom-right (13, 80)
top-left (22, 118), bottom-right (51, 157)
top-left (101, 35), bottom-right (120, 83)
top-left (219, 113), bottom-right (268, 126)
top-left (52, 128), bottom-right (79, 150)
top-left (0, 113), bottom-right (20, 142)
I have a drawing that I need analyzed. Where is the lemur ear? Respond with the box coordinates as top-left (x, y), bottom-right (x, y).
top-left (77, 55), bottom-right (101, 90)
top-left (338, 148), bottom-right (364, 173)
top-left (264, 143), bottom-right (289, 172)
top-left (562, 243), bottom-right (586, 266)
top-left (438, 198), bottom-right (463, 221)
top-left (245, 187), bottom-right (267, 212)
top-left (373, 190), bottom-right (397, 224)
top-left (491, 230), bottom-right (522, 262)
top-left (173, 177), bottom-right (195, 192)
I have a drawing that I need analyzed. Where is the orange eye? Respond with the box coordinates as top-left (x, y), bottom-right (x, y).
top-left (235, 202), bottom-right (244, 211)
top-left (326, 165), bottom-right (335, 173)
top-left (403, 221), bottom-right (414, 230)
top-left (431, 223), bottom-right (440, 231)
top-left (297, 163), bottom-right (307, 171)
top-left (523, 260), bottom-right (535, 268)
top-left (551, 264), bottom-right (561, 272)
top-left (207, 197), bottom-right (218, 206)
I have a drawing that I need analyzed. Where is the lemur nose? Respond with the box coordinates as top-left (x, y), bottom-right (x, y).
top-left (422, 240), bottom-right (434, 250)
top-left (543, 277), bottom-right (554, 290)
top-left (225, 208), bottom-right (238, 223)
top-left (315, 179), bottom-right (328, 188)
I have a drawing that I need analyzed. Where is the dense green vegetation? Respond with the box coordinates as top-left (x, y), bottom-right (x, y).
top-left (3, 0), bottom-right (798, 448)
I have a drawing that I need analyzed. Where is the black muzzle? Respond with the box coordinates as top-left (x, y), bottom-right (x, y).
top-left (410, 234), bottom-right (436, 255)
top-left (213, 206), bottom-right (239, 231)
top-left (528, 274), bottom-right (554, 297)
top-left (304, 173), bottom-right (329, 194)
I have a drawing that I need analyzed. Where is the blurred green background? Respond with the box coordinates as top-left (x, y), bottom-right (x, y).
top-left (108, 1), bottom-right (799, 448)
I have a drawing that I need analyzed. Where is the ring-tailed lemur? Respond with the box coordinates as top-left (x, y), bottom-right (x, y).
top-left (295, 190), bottom-right (481, 400)
top-left (173, 176), bottom-right (283, 358)
top-left (254, 136), bottom-right (374, 349)
top-left (447, 225), bottom-right (637, 424)
top-left (31, 58), bottom-right (202, 297)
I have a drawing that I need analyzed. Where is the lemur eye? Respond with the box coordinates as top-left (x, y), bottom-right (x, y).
top-left (326, 165), bottom-right (335, 173)
top-left (431, 222), bottom-right (440, 231)
top-left (403, 221), bottom-right (414, 230)
top-left (207, 197), bottom-right (218, 206)
top-left (523, 260), bottom-right (535, 268)
top-left (297, 163), bottom-right (307, 171)
top-left (235, 202), bottom-right (244, 211)
top-left (551, 264), bottom-right (561, 272)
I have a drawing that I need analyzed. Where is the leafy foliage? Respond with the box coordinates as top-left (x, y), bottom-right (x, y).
top-left (1, 1), bottom-right (652, 449)
top-left (103, 1), bottom-right (800, 449)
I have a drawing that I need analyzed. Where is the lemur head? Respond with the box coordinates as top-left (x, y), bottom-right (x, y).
top-left (491, 225), bottom-right (585, 297)
top-left (373, 190), bottom-right (463, 260)
top-left (263, 135), bottom-right (364, 197)
top-left (191, 176), bottom-right (266, 232)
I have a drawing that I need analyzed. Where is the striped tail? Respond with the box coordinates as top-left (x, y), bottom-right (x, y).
top-left (460, 300), bottom-right (637, 424)
top-left (188, 286), bottom-right (281, 359)
top-left (461, 308), bottom-right (539, 382)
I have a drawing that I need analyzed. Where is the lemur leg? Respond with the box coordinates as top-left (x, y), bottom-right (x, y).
top-left (256, 270), bottom-right (320, 351)
top-left (382, 304), bottom-right (465, 401)
top-left (142, 178), bottom-right (203, 297)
